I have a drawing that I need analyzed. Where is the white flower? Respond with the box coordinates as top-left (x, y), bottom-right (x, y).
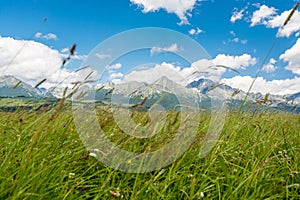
top-left (200, 192), bottom-right (205, 198)
top-left (89, 152), bottom-right (97, 157)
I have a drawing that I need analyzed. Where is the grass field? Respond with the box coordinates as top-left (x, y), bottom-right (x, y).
top-left (0, 99), bottom-right (299, 199)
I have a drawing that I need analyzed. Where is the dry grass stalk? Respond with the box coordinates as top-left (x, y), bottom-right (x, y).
top-left (283, 2), bottom-right (300, 26)
top-left (96, 85), bottom-right (105, 91)
top-left (208, 83), bottom-right (224, 92)
top-left (232, 89), bottom-right (241, 97)
top-left (209, 65), bottom-right (240, 74)
top-left (75, 91), bottom-right (88, 100)
top-left (75, 65), bottom-right (90, 72)
top-left (34, 78), bottom-right (47, 88)
top-left (128, 89), bottom-right (138, 97)
top-left (62, 87), bottom-right (68, 98)
top-left (13, 81), bottom-right (22, 89)
top-left (131, 97), bottom-right (148, 108)
top-left (84, 71), bottom-right (94, 80)
top-left (105, 87), bottom-right (115, 96)
top-left (70, 44), bottom-right (76, 56)
top-left (62, 44), bottom-right (77, 67)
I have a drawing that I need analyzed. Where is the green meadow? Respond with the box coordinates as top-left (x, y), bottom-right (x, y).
top-left (0, 99), bottom-right (299, 199)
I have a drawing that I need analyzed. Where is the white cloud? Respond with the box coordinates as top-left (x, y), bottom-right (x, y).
top-left (262, 58), bottom-right (277, 73)
top-left (106, 63), bottom-right (122, 70)
top-left (34, 32), bottom-right (42, 39)
top-left (109, 72), bottom-right (124, 80)
top-left (228, 31), bottom-right (247, 45)
top-left (150, 43), bottom-right (179, 56)
top-left (189, 27), bottom-right (203, 35)
top-left (230, 30), bottom-right (236, 36)
top-left (0, 36), bottom-right (77, 88)
top-left (252, 3), bottom-right (261, 8)
top-left (117, 54), bottom-right (257, 85)
top-left (250, 5), bottom-right (300, 37)
top-left (121, 62), bottom-right (183, 84)
top-left (280, 38), bottom-right (300, 75)
top-left (189, 59), bottom-right (225, 82)
top-left (222, 76), bottom-right (300, 95)
top-left (250, 5), bottom-right (277, 26)
top-left (43, 33), bottom-right (58, 40)
top-left (34, 32), bottom-right (58, 40)
top-left (268, 9), bottom-right (300, 37)
top-left (71, 54), bottom-right (88, 60)
top-left (232, 38), bottom-right (239, 43)
top-left (61, 48), bottom-right (69, 53)
top-left (241, 40), bottom-right (248, 44)
top-left (96, 53), bottom-right (111, 60)
top-left (231, 8), bottom-right (244, 23)
top-left (130, 0), bottom-right (198, 25)
top-left (212, 54), bottom-right (257, 70)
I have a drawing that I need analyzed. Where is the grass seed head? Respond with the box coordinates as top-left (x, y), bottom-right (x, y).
top-left (283, 2), bottom-right (300, 26)
top-left (34, 78), bottom-right (47, 88)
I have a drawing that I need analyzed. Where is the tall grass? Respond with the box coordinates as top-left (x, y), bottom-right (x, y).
top-left (1, 2), bottom-right (299, 199)
top-left (0, 103), bottom-right (299, 199)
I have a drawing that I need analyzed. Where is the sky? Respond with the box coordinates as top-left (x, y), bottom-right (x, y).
top-left (0, 0), bottom-right (299, 95)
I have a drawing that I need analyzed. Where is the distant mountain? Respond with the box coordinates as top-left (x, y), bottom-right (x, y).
top-left (95, 76), bottom-right (205, 110)
top-left (187, 78), bottom-right (284, 102)
top-left (185, 78), bottom-right (300, 113)
top-left (0, 75), bottom-right (53, 98)
top-left (0, 75), bottom-right (299, 113)
top-left (284, 92), bottom-right (300, 104)
top-left (186, 78), bottom-right (241, 100)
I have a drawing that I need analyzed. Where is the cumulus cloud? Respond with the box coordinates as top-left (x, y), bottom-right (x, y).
top-left (189, 27), bottom-right (203, 35)
top-left (96, 53), bottom-right (111, 60)
top-left (150, 43), bottom-right (180, 55)
top-left (212, 54), bottom-right (257, 70)
top-left (232, 38), bottom-right (239, 43)
top-left (130, 0), bottom-right (198, 25)
top-left (0, 36), bottom-right (78, 88)
top-left (106, 63), bottom-right (122, 70)
top-left (231, 8), bottom-right (245, 23)
top-left (222, 76), bottom-right (300, 95)
top-left (109, 72), bottom-right (124, 80)
top-left (34, 32), bottom-right (58, 40)
top-left (262, 58), bottom-right (277, 73)
top-left (189, 54), bottom-right (256, 82)
top-left (189, 59), bottom-right (225, 82)
top-left (60, 48), bottom-right (69, 53)
top-left (280, 38), bottom-right (300, 75)
top-left (115, 54), bottom-right (257, 85)
top-left (268, 9), bottom-right (300, 37)
top-left (241, 40), bottom-right (248, 45)
top-left (250, 5), bottom-right (277, 26)
top-left (71, 54), bottom-right (88, 61)
top-left (121, 62), bottom-right (183, 84)
top-left (250, 5), bottom-right (300, 37)
top-left (228, 31), bottom-right (248, 45)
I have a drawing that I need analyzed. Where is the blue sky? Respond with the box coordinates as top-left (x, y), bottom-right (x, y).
top-left (0, 0), bottom-right (299, 95)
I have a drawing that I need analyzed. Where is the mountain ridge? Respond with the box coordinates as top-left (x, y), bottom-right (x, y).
top-left (0, 75), bottom-right (299, 105)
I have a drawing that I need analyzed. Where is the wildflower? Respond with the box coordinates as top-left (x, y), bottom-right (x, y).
top-left (93, 148), bottom-right (101, 153)
top-left (188, 174), bottom-right (193, 178)
top-left (89, 152), bottom-right (97, 157)
top-left (110, 190), bottom-right (121, 198)
top-left (200, 192), bottom-right (205, 198)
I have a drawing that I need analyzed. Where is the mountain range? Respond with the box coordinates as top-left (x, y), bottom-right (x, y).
top-left (0, 75), bottom-right (299, 112)
top-left (0, 75), bottom-right (53, 98)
